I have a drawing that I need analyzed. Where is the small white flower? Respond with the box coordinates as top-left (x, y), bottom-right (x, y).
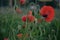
top-left (35, 18), bottom-right (37, 23)
top-left (30, 5), bottom-right (36, 10)
top-left (52, 29), bottom-right (55, 32)
top-left (17, 25), bottom-right (22, 30)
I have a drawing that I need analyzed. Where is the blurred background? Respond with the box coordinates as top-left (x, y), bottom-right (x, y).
top-left (0, 0), bottom-right (60, 18)
top-left (0, 0), bottom-right (60, 40)
top-left (0, 0), bottom-right (60, 8)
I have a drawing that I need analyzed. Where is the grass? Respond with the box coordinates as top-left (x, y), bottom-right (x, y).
top-left (0, 7), bottom-right (60, 40)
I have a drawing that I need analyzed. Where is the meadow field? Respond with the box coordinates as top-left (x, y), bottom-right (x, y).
top-left (0, 7), bottom-right (60, 40)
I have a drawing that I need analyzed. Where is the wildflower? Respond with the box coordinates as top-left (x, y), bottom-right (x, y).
top-left (4, 38), bottom-right (8, 40)
top-left (22, 16), bottom-right (26, 22)
top-left (22, 15), bottom-right (35, 22)
top-left (16, 8), bottom-right (22, 14)
top-left (18, 25), bottom-right (22, 30)
top-left (17, 33), bottom-right (23, 38)
top-left (30, 4), bottom-right (36, 10)
top-left (19, 0), bottom-right (26, 5)
top-left (34, 18), bottom-right (38, 23)
top-left (22, 10), bottom-right (35, 22)
top-left (40, 6), bottom-right (54, 22)
top-left (27, 15), bottom-right (35, 22)
top-left (28, 10), bottom-right (32, 15)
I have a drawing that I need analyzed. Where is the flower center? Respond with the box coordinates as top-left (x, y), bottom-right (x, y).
top-left (42, 14), bottom-right (48, 18)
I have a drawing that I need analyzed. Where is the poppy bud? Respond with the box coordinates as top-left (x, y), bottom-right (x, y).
top-left (17, 33), bottom-right (23, 38)
top-left (22, 16), bottom-right (26, 22)
top-left (19, 0), bottom-right (26, 5)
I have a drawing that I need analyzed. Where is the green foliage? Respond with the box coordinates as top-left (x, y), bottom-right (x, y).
top-left (0, 12), bottom-right (60, 40)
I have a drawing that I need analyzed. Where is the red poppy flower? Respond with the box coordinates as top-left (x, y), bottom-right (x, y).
top-left (4, 38), bottom-right (8, 40)
top-left (22, 15), bottom-right (35, 22)
top-left (27, 15), bottom-right (35, 22)
top-left (28, 10), bottom-right (32, 15)
top-left (17, 33), bottom-right (23, 38)
top-left (22, 16), bottom-right (27, 22)
top-left (16, 8), bottom-right (22, 14)
top-left (40, 6), bottom-right (54, 22)
top-left (19, 0), bottom-right (26, 5)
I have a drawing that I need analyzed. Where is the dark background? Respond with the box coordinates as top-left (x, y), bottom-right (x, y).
top-left (0, 0), bottom-right (59, 8)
